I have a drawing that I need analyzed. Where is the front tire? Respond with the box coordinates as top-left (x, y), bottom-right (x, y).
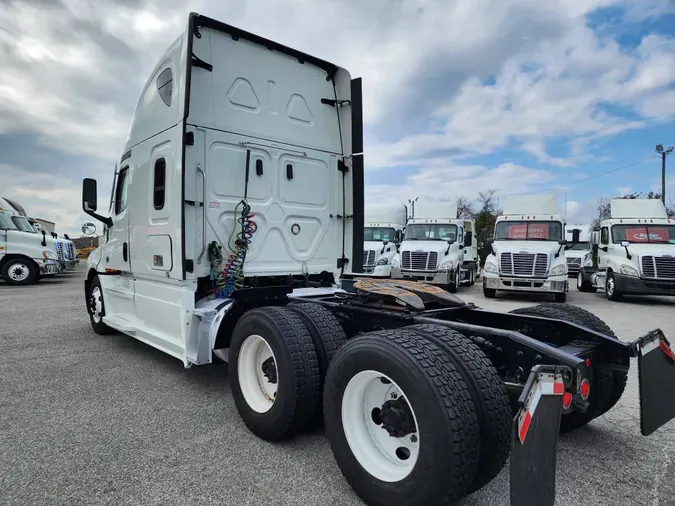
top-left (1, 258), bottom-right (39, 285)
top-left (229, 306), bottom-right (320, 441)
top-left (554, 292), bottom-right (567, 303)
top-left (87, 276), bottom-right (115, 335)
top-left (483, 286), bottom-right (496, 298)
top-left (447, 269), bottom-right (460, 293)
top-left (605, 271), bottom-right (622, 301)
top-left (323, 329), bottom-right (480, 506)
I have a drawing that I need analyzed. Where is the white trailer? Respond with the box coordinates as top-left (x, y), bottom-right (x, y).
top-left (362, 203), bottom-right (407, 276)
top-left (78, 13), bottom-right (675, 506)
top-left (482, 195), bottom-right (577, 302)
top-left (391, 201), bottom-right (478, 292)
top-left (564, 223), bottom-right (592, 279)
top-left (578, 199), bottom-right (675, 300)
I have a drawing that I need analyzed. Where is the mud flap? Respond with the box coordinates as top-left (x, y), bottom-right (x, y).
top-left (633, 329), bottom-right (675, 436)
top-left (510, 365), bottom-right (570, 506)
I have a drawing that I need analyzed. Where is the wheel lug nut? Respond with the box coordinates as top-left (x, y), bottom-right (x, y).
top-left (390, 393), bottom-right (397, 399)
top-left (410, 435), bottom-right (417, 443)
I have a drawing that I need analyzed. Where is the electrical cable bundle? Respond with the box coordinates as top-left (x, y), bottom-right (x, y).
top-left (208, 200), bottom-right (257, 298)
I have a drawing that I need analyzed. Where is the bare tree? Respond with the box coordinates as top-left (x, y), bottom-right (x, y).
top-left (455, 195), bottom-right (476, 219)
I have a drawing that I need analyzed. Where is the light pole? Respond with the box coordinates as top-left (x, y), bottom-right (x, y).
top-left (656, 144), bottom-right (674, 205)
top-left (408, 197), bottom-right (418, 219)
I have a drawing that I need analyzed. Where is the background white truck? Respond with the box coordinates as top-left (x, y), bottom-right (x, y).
top-left (0, 198), bottom-right (60, 284)
top-left (391, 201), bottom-right (478, 292)
top-left (578, 199), bottom-right (675, 300)
top-left (564, 223), bottom-right (592, 279)
top-left (482, 195), bottom-right (578, 302)
top-left (362, 203), bottom-right (407, 276)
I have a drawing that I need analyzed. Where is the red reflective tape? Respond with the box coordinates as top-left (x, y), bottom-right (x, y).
top-left (519, 410), bottom-right (532, 444)
top-left (660, 340), bottom-right (675, 364)
top-left (553, 382), bottom-right (564, 395)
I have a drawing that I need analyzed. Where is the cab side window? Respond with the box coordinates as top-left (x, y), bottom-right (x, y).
top-left (115, 167), bottom-right (130, 215)
top-left (600, 227), bottom-right (609, 245)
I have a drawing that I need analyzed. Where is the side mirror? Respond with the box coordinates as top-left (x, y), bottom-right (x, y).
top-left (82, 222), bottom-right (97, 236)
top-left (485, 238), bottom-right (494, 253)
top-left (83, 178), bottom-right (98, 213)
top-left (464, 231), bottom-right (473, 248)
top-left (558, 239), bottom-right (568, 246)
top-left (591, 231), bottom-right (599, 245)
top-left (481, 229), bottom-right (488, 244)
top-left (572, 228), bottom-right (580, 244)
top-left (621, 240), bottom-right (630, 248)
top-left (82, 178), bottom-right (113, 227)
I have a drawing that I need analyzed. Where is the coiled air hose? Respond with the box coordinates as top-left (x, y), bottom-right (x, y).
top-left (208, 200), bottom-right (257, 298)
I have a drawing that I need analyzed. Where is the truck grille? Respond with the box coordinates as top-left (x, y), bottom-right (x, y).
top-left (500, 252), bottom-right (549, 277)
top-left (641, 256), bottom-right (675, 279)
top-left (363, 250), bottom-right (377, 267)
top-left (566, 257), bottom-right (581, 265)
top-left (56, 243), bottom-right (65, 262)
top-left (402, 251), bottom-right (438, 271)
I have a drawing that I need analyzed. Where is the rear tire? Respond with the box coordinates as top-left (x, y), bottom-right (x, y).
top-left (405, 324), bottom-right (511, 493)
top-left (285, 302), bottom-right (348, 423)
top-left (229, 306), bottom-right (321, 441)
top-left (323, 329), bottom-right (480, 506)
top-left (576, 271), bottom-right (595, 293)
top-left (508, 303), bottom-right (627, 431)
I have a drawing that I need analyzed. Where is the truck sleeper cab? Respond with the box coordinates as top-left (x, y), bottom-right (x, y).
top-left (579, 199), bottom-right (675, 300)
top-left (482, 195), bottom-right (574, 302)
top-left (80, 13), bottom-right (675, 506)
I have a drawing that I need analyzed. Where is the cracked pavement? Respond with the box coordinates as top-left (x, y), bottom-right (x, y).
top-left (1, 267), bottom-right (674, 505)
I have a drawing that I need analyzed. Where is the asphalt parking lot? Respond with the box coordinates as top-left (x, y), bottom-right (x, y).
top-left (1, 267), bottom-right (675, 506)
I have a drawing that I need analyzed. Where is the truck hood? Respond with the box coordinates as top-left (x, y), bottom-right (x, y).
top-left (363, 240), bottom-right (397, 265)
top-left (5, 230), bottom-right (58, 259)
top-left (614, 243), bottom-right (675, 257)
top-left (400, 241), bottom-right (454, 256)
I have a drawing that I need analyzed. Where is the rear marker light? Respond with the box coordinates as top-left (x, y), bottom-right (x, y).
top-left (580, 379), bottom-right (590, 400)
top-left (563, 392), bottom-right (573, 409)
top-left (585, 358), bottom-right (591, 368)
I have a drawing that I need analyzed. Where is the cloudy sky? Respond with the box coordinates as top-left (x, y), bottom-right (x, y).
top-left (1, 0), bottom-right (674, 236)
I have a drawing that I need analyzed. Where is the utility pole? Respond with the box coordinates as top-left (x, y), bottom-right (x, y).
top-left (656, 144), bottom-right (674, 205)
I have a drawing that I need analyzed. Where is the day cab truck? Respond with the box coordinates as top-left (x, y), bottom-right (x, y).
top-left (391, 201), bottom-right (478, 292)
top-left (80, 13), bottom-right (675, 506)
top-left (578, 199), bottom-right (675, 300)
top-left (482, 195), bottom-right (576, 302)
top-left (564, 223), bottom-right (592, 280)
top-left (362, 203), bottom-right (407, 276)
top-left (0, 199), bottom-right (60, 284)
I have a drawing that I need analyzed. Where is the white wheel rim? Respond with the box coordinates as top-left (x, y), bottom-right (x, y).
top-left (9, 262), bottom-right (30, 281)
top-left (91, 286), bottom-right (103, 323)
top-left (238, 334), bottom-right (278, 413)
top-left (342, 370), bottom-right (420, 482)
top-left (577, 272), bottom-right (582, 289)
top-left (607, 277), bottom-right (614, 295)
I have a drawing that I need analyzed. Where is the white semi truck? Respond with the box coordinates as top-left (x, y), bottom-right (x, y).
top-left (362, 203), bottom-right (407, 276)
top-left (564, 223), bottom-right (592, 279)
top-left (0, 200), bottom-right (60, 284)
top-left (482, 195), bottom-right (577, 302)
top-left (391, 202), bottom-right (478, 292)
top-left (578, 199), bottom-right (675, 300)
top-left (78, 13), bottom-right (675, 506)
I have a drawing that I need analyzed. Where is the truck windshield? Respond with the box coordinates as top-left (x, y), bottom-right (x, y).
top-left (364, 227), bottom-right (396, 242)
top-left (405, 224), bottom-right (457, 241)
top-left (495, 221), bottom-right (563, 241)
top-left (0, 213), bottom-right (17, 230)
top-left (611, 224), bottom-right (675, 244)
top-left (567, 241), bottom-right (590, 251)
top-left (11, 216), bottom-right (36, 233)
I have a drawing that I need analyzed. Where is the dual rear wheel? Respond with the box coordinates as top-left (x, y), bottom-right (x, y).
top-left (229, 304), bottom-right (512, 505)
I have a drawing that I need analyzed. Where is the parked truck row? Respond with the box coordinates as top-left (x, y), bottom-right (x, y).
top-left (79, 13), bottom-right (675, 506)
top-left (0, 196), bottom-right (78, 285)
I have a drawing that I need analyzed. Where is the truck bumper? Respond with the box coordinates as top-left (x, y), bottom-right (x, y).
top-left (483, 273), bottom-right (569, 293)
top-left (363, 264), bottom-right (392, 277)
top-left (614, 273), bottom-right (675, 296)
top-left (395, 269), bottom-right (454, 285)
top-left (40, 260), bottom-right (59, 275)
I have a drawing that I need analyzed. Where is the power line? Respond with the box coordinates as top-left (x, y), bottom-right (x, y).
top-left (502, 154), bottom-right (661, 197)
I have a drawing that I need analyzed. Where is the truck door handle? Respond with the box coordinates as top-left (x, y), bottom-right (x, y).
top-left (123, 242), bottom-right (128, 262)
top-left (286, 164), bottom-right (294, 180)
